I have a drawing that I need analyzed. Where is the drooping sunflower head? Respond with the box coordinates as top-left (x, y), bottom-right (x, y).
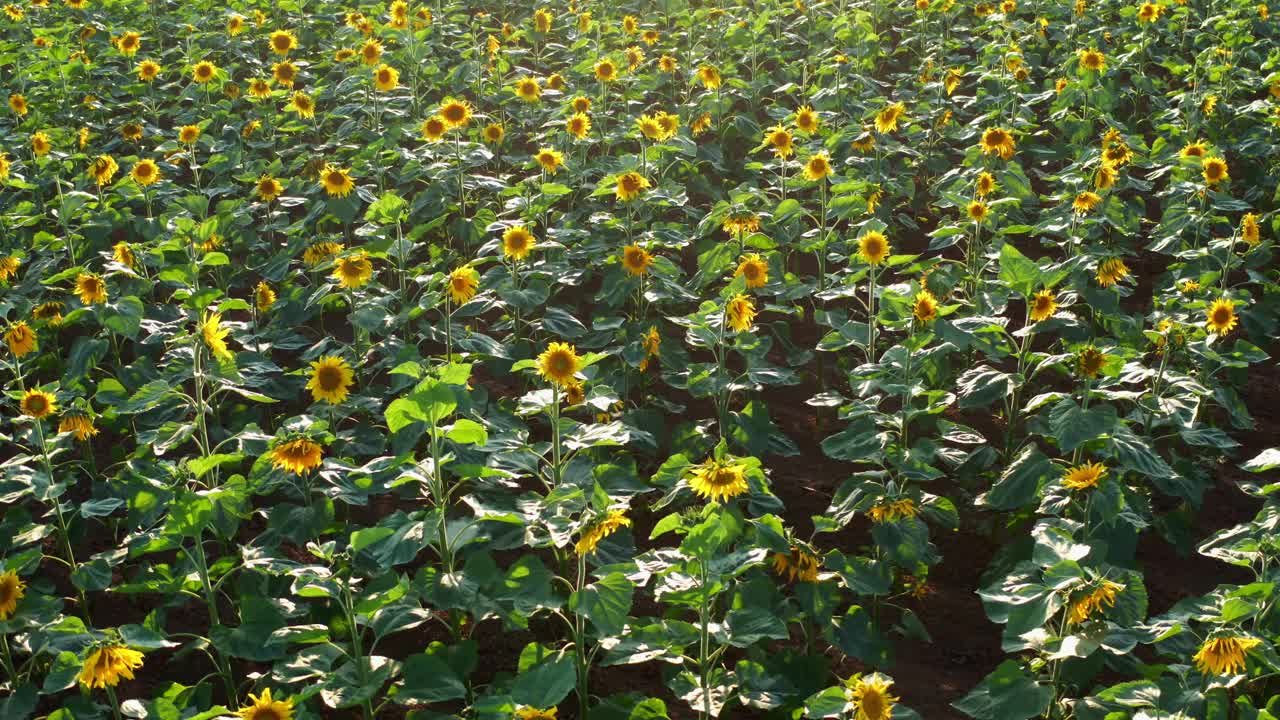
top-left (1072, 191), bottom-right (1102, 214)
top-left (514, 708), bottom-right (558, 720)
top-left (1068, 580), bottom-right (1122, 623)
top-left (687, 457), bottom-right (749, 503)
top-left (320, 164), bottom-right (354, 197)
top-left (624, 45), bottom-right (645, 69)
top-left (844, 673), bottom-right (899, 720)
top-left (502, 225), bottom-right (536, 261)
top-left (622, 245), bottom-right (654, 276)
top-left (5, 321), bottom-right (37, 357)
top-left (1202, 156), bottom-right (1229, 185)
top-left (307, 355), bottom-right (355, 405)
top-left (1095, 257), bottom-right (1130, 288)
top-left (1240, 212), bottom-right (1260, 245)
top-left (1193, 635), bottom-right (1261, 676)
top-left (112, 241), bottom-right (136, 268)
top-left (303, 241), bottom-right (343, 266)
top-left (32, 301), bottom-right (65, 325)
top-left (725, 293), bottom-right (757, 332)
top-left (868, 498), bottom-right (920, 523)
top-left (58, 414), bottom-right (98, 441)
top-left (615, 171), bottom-right (650, 202)
top-left (1075, 346), bottom-right (1107, 378)
top-left (979, 126), bottom-right (1016, 159)
top-left (200, 311), bottom-right (232, 360)
top-left (0, 570), bottom-right (25, 620)
top-left (268, 437), bottom-right (324, 475)
top-left (913, 290), bottom-right (938, 323)
top-left (269, 29), bottom-right (297, 55)
top-left (1094, 163), bottom-right (1117, 190)
top-left (537, 341), bottom-right (582, 387)
top-left (574, 509), bottom-right (632, 555)
top-left (874, 102), bottom-right (905, 134)
top-left (858, 230), bottom-right (891, 265)
top-left (803, 152), bottom-right (832, 182)
top-left (77, 644), bottom-right (145, 689)
top-left (771, 546), bottom-right (820, 583)
top-left (1205, 298), bottom-right (1238, 334)
top-left (332, 253), bottom-right (374, 289)
top-left (89, 154), bottom-right (119, 185)
top-left (0, 254), bottom-right (19, 282)
top-left (255, 281), bottom-right (276, 312)
top-left (735, 254), bottom-right (769, 289)
top-left (697, 64), bottom-right (721, 89)
top-left (1029, 289), bottom-right (1057, 322)
top-left (75, 272), bottom-right (108, 305)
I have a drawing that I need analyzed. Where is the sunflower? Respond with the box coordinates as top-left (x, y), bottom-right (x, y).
top-left (176, 125), bottom-right (201, 145)
top-left (622, 14), bottom-right (638, 32)
top-left (200, 311), bottom-right (232, 360)
top-left (537, 341), bottom-right (582, 386)
top-left (858, 230), bottom-right (891, 265)
top-left (1180, 140), bottom-right (1208, 159)
top-left (845, 674), bottom-right (898, 720)
top-left (803, 152), bottom-right (833, 181)
top-left (1062, 461), bottom-right (1107, 490)
top-left (269, 29), bottom-right (297, 55)
top-left (874, 102), bottom-right (905, 133)
top-left (227, 14), bottom-right (246, 35)
top-left (514, 709), bottom-right (558, 720)
top-left (979, 127), bottom-right (1016, 159)
top-left (59, 414), bottom-right (98, 441)
top-left (281, 91), bottom-right (313, 120)
top-left (9, 93), bottom-right (28, 116)
top-left (248, 175), bottom-right (282, 203)
top-left (771, 547), bottom-right (820, 583)
top-left (697, 64), bottom-right (721, 88)
top-left (303, 241), bottom-right (344, 266)
top-left (1028, 289), bottom-right (1057, 322)
top-left (371, 63), bottom-right (399, 92)
top-left (764, 125), bottom-right (794, 158)
top-left (237, 688), bottom-right (295, 720)
top-left (307, 356), bottom-right (355, 404)
top-left (615, 171), bottom-right (650, 202)
top-left (482, 123), bottom-right (505, 144)
top-left (967, 201), bottom-right (989, 223)
top-left (360, 39), bottom-right (383, 65)
top-left (503, 225), bottom-right (535, 261)
top-left (90, 155), bottom-right (119, 185)
top-left (975, 171), bottom-right (996, 197)
top-left (446, 266), bottom-right (479, 305)
top-left (622, 245), bottom-right (654, 276)
top-left (794, 105), bottom-right (819, 134)
top-left (1075, 346), bottom-right (1106, 379)
top-left (136, 59), bottom-right (161, 82)
top-left (913, 290), bottom-right (938, 323)
top-left (269, 437), bottom-right (324, 474)
top-left (192, 60), bottom-right (218, 83)
top-left (1068, 580), bottom-right (1122, 623)
top-left (121, 122), bottom-right (144, 142)
top-left (20, 389), bottom-right (57, 418)
top-left (691, 112), bottom-right (713, 136)
top-left (0, 570), bottom-right (25, 620)
top-left (78, 645), bottom-right (145, 689)
top-left (658, 55), bottom-right (677, 73)
top-left (1094, 164), bottom-right (1117, 190)
top-left (32, 301), bottom-right (65, 325)
top-left (514, 76), bottom-right (542, 102)
top-left (566, 112), bottom-right (592, 139)
top-left (1136, 0), bottom-right (1162, 20)
top-left (945, 67), bottom-right (963, 95)
top-left (687, 457), bottom-right (749, 502)
top-left (1095, 257), bottom-right (1130, 287)
top-left (0, 153), bottom-right (10, 180)
top-left (75, 272), bottom-right (108, 304)
top-left (272, 61), bottom-right (298, 87)
top-left (5, 321), bottom-right (37, 357)
top-left (726, 294), bottom-right (757, 332)
top-left (639, 326), bottom-right (661, 371)
top-left (31, 131), bottom-right (52, 157)
top-left (735, 254), bottom-right (769, 289)
top-left (0, 255), bottom-right (19, 281)
top-left (434, 99), bottom-right (472, 131)
top-left (575, 510), bottom-right (632, 555)
top-left (1202, 156), bottom-right (1229, 186)
top-left (1073, 191), bottom-right (1102, 214)
top-left (571, 96), bottom-right (593, 114)
top-left (637, 114), bottom-right (663, 141)
top-left (868, 498), bottom-right (919, 523)
top-left (1205, 297), bottom-right (1238, 334)
top-left (533, 7), bottom-right (552, 32)
top-left (1194, 636), bottom-right (1262, 676)
top-left (1078, 48), bottom-right (1106, 72)
top-left (254, 282), bottom-right (276, 313)
top-left (320, 164), bottom-right (354, 198)
top-left (333, 253), bottom-right (374, 289)
top-left (334, 48), bottom-right (356, 62)
top-left (594, 58), bottom-right (618, 82)
top-left (625, 45), bottom-right (645, 70)
top-left (723, 213), bottom-right (761, 237)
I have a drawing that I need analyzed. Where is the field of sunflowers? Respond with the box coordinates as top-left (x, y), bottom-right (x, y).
top-left (4, 0), bottom-right (1280, 717)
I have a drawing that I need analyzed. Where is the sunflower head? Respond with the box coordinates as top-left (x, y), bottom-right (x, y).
top-left (735, 254), bottom-right (769, 289)
top-left (254, 281), bottom-right (276, 312)
top-left (574, 509), bottom-right (632, 555)
top-left (858, 230), bottom-right (891, 265)
top-left (976, 171), bottom-right (996, 197)
top-left (78, 644), bottom-right (145, 689)
top-left (1029, 289), bottom-right (1057, 322)
top-left (913, 290), bottom-right (938, 323)
top-left (771, 546), bottom-right (820, 583)
top-left (1075, 346), bottom-right (1107, 379)
top-left (200, 311), bottom-right (232, 360)
top-left (20, 389), bottom-right (57, 418)
top-left (567, 112), bottom-right (592, 139)
top-left (1062, 461), bottom-right (1107, 490)
top-left (374, 64), bottom-right (399, 92)
top-left (1193, 635), bottom-right (1262, 676)
top-left (192, 60), bottom-right (218, 83)
top-left (622, 245), bottom-right (654, 276)
top-left (803, 152), bottom-right (832, 181)
top-left (307, 355), bottom-right (355, 404)
top-left (697, 64), bottom-right (721, 88)
top-left (1072, 191), bottom-right (1102, 214)
top-left (236, 688), bottom-right (295, 720)
top-left (333, 253), bottom-right (374, 289)
top-left (764, 125), bottom-right (794, 158)
top-left (594, 58), bottom-right (618, 82)
top-left (0, 570), bottom-right (26, 620)
top-left (75, 272), bottom-right (108, 304)
top-left (844, 673), bottom-right (899, 720)
top-left (321, 164), bottom-right (354, 197)
top-left (615, 171), bottom-right (650, 202)
top-left (1205, 297), bottom-right (1238, 334)
top-left (725, 294), bottom-right (757, 332)
top-left (687, 457), bottom-right (750, 503)
top-left (269, 29), bottom-right (297, 55)
top-left (874, 102), bottom-right (905, 134)
top-left (5, 321), bottom-right (37, 357)
top-left (446, 266), bottom-right (479, 304)
top-left (514, 76), bottom-right (542, 101)
top-left (1095, 257), bottom-right (1130, 288)
top-left (537, 342), bottom-right (582, 387)
top-left (534, 148), bottom-right (564, 174)
top-left (1202, 156), bottom-right (1229, 185)
top-left (482, 123), bottom-right (505, 144)
top-left (979, 127), bottom-right (1016, 159)
top-left (269, 437), bottom-right (324, 475)
top-left (502, 225), bottom-right (535, 261)
top-left (1078, 48), bottom-right (1106, 72)
top-left (440, 99), bottom-right (472, 129)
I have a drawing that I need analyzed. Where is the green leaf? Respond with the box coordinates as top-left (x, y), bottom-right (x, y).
top-left (386, 381), bottom-right (456, 432)
top-left (446, 418), bottom-right (488, 445)
top-left (980, 445), bottom-right (1051, 510)
top-left (510, 647), bottom-right (576, 709)
top-left (1048, 400), bottom-right (1116, 452)
top-left (570, 573), bottom-right (634, 636)
top-left (104, 296), bottom-right (145, 338)
top-left (997, 243), bottom-right (1041, 297)
top-left (1243, 448), bottom-right (1280, 472)
top-left (397, 644), bottom-right (469, 704)
top-left (350, 527), bottom-right (396, 553)
top-left (953, 660), bottom-right (1053, 720)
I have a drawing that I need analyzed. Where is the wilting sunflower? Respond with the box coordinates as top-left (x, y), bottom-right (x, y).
top-left (803, 152), bottom-right (833, 182)
top-left (575, 510), bottom-right (632, 555)
top-left (374, 64), bottom-right (399, 92)
top-left (534, 148), bottom-right (564, 174)
top-left (89, 155), bottom-right (119, 185)
top-left (566, 112), bottom-right (591, 140)
top-left (868, 498), bottom-right (919, 523)
top-left (482, 122), bottom-right (505, 144)
top-left (858, 230), bottom-right (891, 265)
top-left (1073, 191), bottom-right (1102, 214)
top-left (333, 253), bottom-right (373, 289)
top-left (979, 127), bottom-right (1016, 159)
top-left (1095, 257), bottom-right (1130, 287)
top-left (874, 102), bottom-right (905, 133)
top-left (735, 254), bottom-right (769, 289)
top-left (320, 164), bottom-right (354, 198)
top-left (537, 342), bottom-right (582, 387)
top-left (131, 159), bottom-right (160, 186)
top-left (913, 290), bottom-right (938, 323)
top-left (1202, 156), bottom-right (1229, 186)
top-left (269, 437), bottom-right (324, 474)
top-left (639, 326), bottom-right (661, 371)
top-left (1075, 346), bottom-right (1106, 379)
top-left (59, 414), bottom-right (98, 441)
top-left (121, 122), bottom-right (144, 142)
top-left (771, 546), bottom-right (820, 583)
top-left (1028, 289), bottom-right (1057, 322)
top-left (514, 709), bottom-right (557, 720)
top-left (723, 213), bottom-right (761, 237)
top-left (0, 255), bottom-right (18, 282)
top-left (503, 225), bottom-right (535, 261)
top-left (192, 60), bottom-right (218, 83)
top-left (1193, 635), bottom-right (1261, 676)
top-left (307, 356), bottom-right (355, 404)
top-left (1063, 461), bottom-right (1106, 491)
top-left (514, 76), bottom-right (541, 102)
top-left (691, 112), bottom-right (713, 136)
top-left (268, 29), bottom-right (297, 55)
top-left (439, 98), bottom-right (472, 129)
top-left (0, 570), bottom-right (25, 620)
top-left (237, 688), bottom-right (295, 720)
top-left (20, 389), bottom-right (57, 418)
top-left (1205, 297), bottom-right (1238, 334)
top-left (1094, 164), bottom-right (1117, 190)
top-left (615, 171), bottom-right (650, 202)
top-left (622, 245), bottom-right (654, 276)
top-left (1068, 580), bottom-right (1122, 623)
top-left (78, 645), bottom-right (144, 689)
top-left (1241, 213), bottom-right (1260, 246)
top-left (75, 272), bottom-right (108, 305)
top-left (200, 311), bottom-right (232, 360)
top-left (725, 294), bottom-right (757, 332)
top-left (844, 674), bottom-right (898, 720)
top-left (696, 64), bottom-right (722, 89)
top-left (5, 321), bottom-right (37, 357)
top-left (302, 241), bottom-right (342, 266)
top-left (687, 457), bottom-right (749, 502)
top-left (1078, 48), bottom-right (1106, 72)
top-left (254, 282), bottom-right (276, 313)
top-left (32, 301), bottom-right (64, 325)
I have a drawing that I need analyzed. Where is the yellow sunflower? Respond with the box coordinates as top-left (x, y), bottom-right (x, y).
top-left (20, 389), bottom-right (57, 418)
top-left (136, 59), bottom-right (161, 82)
top-left (575, 510), bottom-right (632, 555)
top-left (78, 645), bottom-right (145, 689)
top-left (1202, 156), bottom-right (1229, 186)
top-left (307, 356), bottom-right (355, 404)
top-left (255, 175), bottom-right (283, 202)
top-left (1241, 213), bottom-right (1260, 246)
top-left (333, 253), bottom-right (374, 289)
top-left (200, 311), bottom-right (232, 360)
top-left (687, 457), bottom-right (750, 502)
top-left (303, 241), bottom-right (343, 266)
top-left (735, 254), bottom-right (769, 289)
top-left (764, 125), bottom-right (794, 158)
top-left (515, 708), bottom-right (558, 720)
top-left (1095, 257), bottom-right (1130, 288)
top-left (514, 76), bottom-right (542, 102)
top-left (615, 171), bottom-right (650, 202)
top-left (979, 127), bottom-right (1016, 159)
top-left (503, 225), bottom-right (535, 261)
top-left (1078, 48), bottom-right (1106, 72)
top-left (1073, 191), bottom-right (1102, 214)
top-left (237, 688), bottom-right (295, 720)
top-left (5, 321), bottom-right (37, 357)
top-left (272, 61), bottom-right (298, 87)
top-left (874, 102), bottom-right (906, 134)
top-left (1205, 298), bottom-right (1238, 334)
top-left (32, 301), bottom-right (65, 325)
top-left (795, 105), bottom-right (820, 134)
top-left (360, 39), bottom-right (383, 65)
top-left (726, 294), bottom-right (757, 332)
top-left (31, 131), bottom-right (52, 156)
top-left (439, 98), bottom-right (472, 129)
top-left (374, 64), bottom-right (399, 92)
top-left (0, 570), bottom-right (25, 620)
top-left (1063, 462), bottom-right (1107, 490)
top-left (75, 272), bottom-right (108, 305)
top-left (845, 673), bottom-right (898, 720)
top-left (913, 290), bottom-right (938, 323)
top-left (1068, 580), bottom-right (1122, 623)
top-left (58, 414), bottom-right (98, 441)
top-left (447, 266), bottom-right (479, 304)
top-left (534, 148), bottom-right (564, 174)
top-left (976, 171), bottom-right (996, 197)
top-left (858, 230), bottom-right (891, 265)
top-left (1193, 636), bottom-right (1261, 676)
top-left (1076, 346), bottom-right (1106, 379)
top-left (0, 255), bottom-right (18, 281)
top-left (622, 245), bottom-right (654, 276)
top-left (1137, 2), bottom-right (1162, 21)
top-left (254, 282), bottom-right (276, 313)
top-left (537, 341), bottom-right (582, 386)
top-left (131, 159), bottom-right (160, 186)
top-left (192, 60), bottom-right (218, 83)
top-left (482, 123), bottom-right (505, 144)
top-left (269, 438), bottom-right (324, 475)
top-left (696, 64), bottom-right (721, 89)
top-left (320, 165), bottom-right (354, 197)
top-left (566, 112), bottom-right (592, 140)
top-left (268, 29), bottom-right (297, 55)
top-left (803, 152), bottom-right (833, 181)
top-left (771, 547), bottom-right (820, 583)
top-left (90, 155), bottom-right (119, 185)
top-left (1029, 289), bottom-right (1057, 322)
